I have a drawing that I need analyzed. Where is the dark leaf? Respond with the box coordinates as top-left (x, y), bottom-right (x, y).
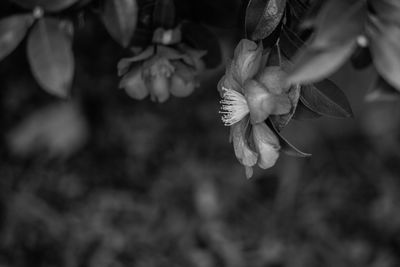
top-left (350, 45), bottom-right (372, 69)
top-left (245, 0), bottom-right (287, 41)
top-left (0, 14), bottom-right (34, 61)
top-left (365, 76), bottom-right (400, 102)
top-left (370, 0), bottom-right (400, 26)
top-left (300, 80), bottom-right (353, 118)
top-left (268, 119), bottom-right (311, 157)
top-left (27, 18), bottom-right (74, 98)
top-left (367, 15), bottom-right (400, 91)
top-left (11, 0), bottom-right (79, 11)
top-left (102, 0), bottom-right (138, 48)
top-left (292, 100), bottom-right (321, 120)
top-left (279, 26), bottom-right (304, 58)
top-left (181, 22), bottom-right (221, 68)
top-left (298, 0), bottom-right (324, 29)
top-left (308, 0), bottom-right (366, 48)
top-left (287, 41), bottom-right (355, 84)
top-left (270, 84), bottom-right (300, 131)
top-left (153, 0), bottom-right (175, 29)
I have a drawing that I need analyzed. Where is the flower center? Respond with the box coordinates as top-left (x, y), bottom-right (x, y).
top-left (219, 87), bottom-right (249, 126)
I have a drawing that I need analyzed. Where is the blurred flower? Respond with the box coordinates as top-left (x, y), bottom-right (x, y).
top-left (218, 39), bottom-right (295, 178)
top-left (118, 32), bottom-right (206, 102)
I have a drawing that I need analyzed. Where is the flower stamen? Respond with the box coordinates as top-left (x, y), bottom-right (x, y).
top-left (219, 87), bottom-right (249, 126)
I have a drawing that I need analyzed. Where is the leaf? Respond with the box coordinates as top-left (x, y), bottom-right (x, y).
top-left (153, 0), bottom-right (175, 29)
top-left (370, 0), bottom-right (400, 26)
top-left (268, 119), bottom-right (311, 157)
top-left (102, 0), bottom-right (138, 48)
top-left (300, 80), bottom-right (353, 118)
top-left (27, 18), bottom-right (74, 98)
top-left (365, 76), bottom-right (400, 102)
top-left (181, 22), bottom-right (221, 68)
top-left (270, 84), bottom-right (301, 131)
top-left (10, 0), bottom-right (79, 12)
top-left (292, 100), bottom-right (321, 120)
top-left (0, 14), bottom-right (34, 61)
top-left (367, 15), bottom-right (400, 91)
top-left (287, 41), bottom-right (355, 84)
top-left (245, 0), bottom-right (287, 41)
top-left (280, 26), bottom-right (304, 58)
top-left (308, 0), bottom-right (366, 48)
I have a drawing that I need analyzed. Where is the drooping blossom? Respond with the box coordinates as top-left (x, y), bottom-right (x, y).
top-left (118, 27), bottom-right (206, 103)
top-left (218, 39), bottom-right (296, 178)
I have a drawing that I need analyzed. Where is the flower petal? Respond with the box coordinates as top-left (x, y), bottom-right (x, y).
top-left (145, 74), bottom-right (170, 103)
top-left (119, 66), bottom-right (149, 100)
top-left (232, 39), bottom-right (263, 85)
top-left (231, 119), bottom-right (258, 167)
top-left (252, 123), bottom-right (280, 169)
top-left (217, 60), bottom-right (241, 95)
top-left (255, 66), bottom-right (290, 94)
top-left (244, 80), bottom-right (291, 124)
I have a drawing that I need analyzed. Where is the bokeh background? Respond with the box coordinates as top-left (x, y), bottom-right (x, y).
top-left (1, 1), bottom-right (400, 267)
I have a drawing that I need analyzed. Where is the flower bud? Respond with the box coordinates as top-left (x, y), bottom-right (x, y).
top-left (119, 66), bottom-right (148, 100)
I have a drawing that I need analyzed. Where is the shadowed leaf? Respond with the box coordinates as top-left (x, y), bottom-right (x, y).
top-left (0, 14), bottom-right (34, 61)
top-left (300, 80), bottom-right (353, 118)
top-left (292, 100), bottom-right (321, 120)
top-left (102, 0), bottom-right (138, 47)
top-left (367, 15), bottom-right (400, 91)
top-left (268, 119), bottom-right (311, 157)
top-left (27, 18), bottom-right (74, 98)
top-left (245, 0), bottom-right (286, 41)
top-left (11, 0), bottom-right (79, 11)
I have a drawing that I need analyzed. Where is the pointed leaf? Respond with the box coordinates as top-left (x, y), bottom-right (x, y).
top-left (367, 15), bottom-right (400, 91)
top-left (287, 41), bottom-right (355, 84)
top-left (245, 0), bottom-right (287, 41)
top-left (280, 26), bottom-right (305, 58)
top-left (300, 80), bottom-right (353, 118)
top-left (268, 119), bottom-right (311, 157)
top-left (309, 0), bottom-right (366, 48)
top-left (292, 100), bottom-right (321, 120)
top-left (365, 76), bottom-right (400, 102)
top-left (102, 0), bottom-right (138, 47)
top-left (27, 18), bottom-right (74, 98)
top-left (0, 14), bottom-right (34, 61)
top-left (11, 0), bottom-right (79, 11)
top-left (153, 0), bottom-right (175, 29)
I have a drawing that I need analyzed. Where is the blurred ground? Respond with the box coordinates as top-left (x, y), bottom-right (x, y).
top-left (1, 24), bottom-right (400, 267)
